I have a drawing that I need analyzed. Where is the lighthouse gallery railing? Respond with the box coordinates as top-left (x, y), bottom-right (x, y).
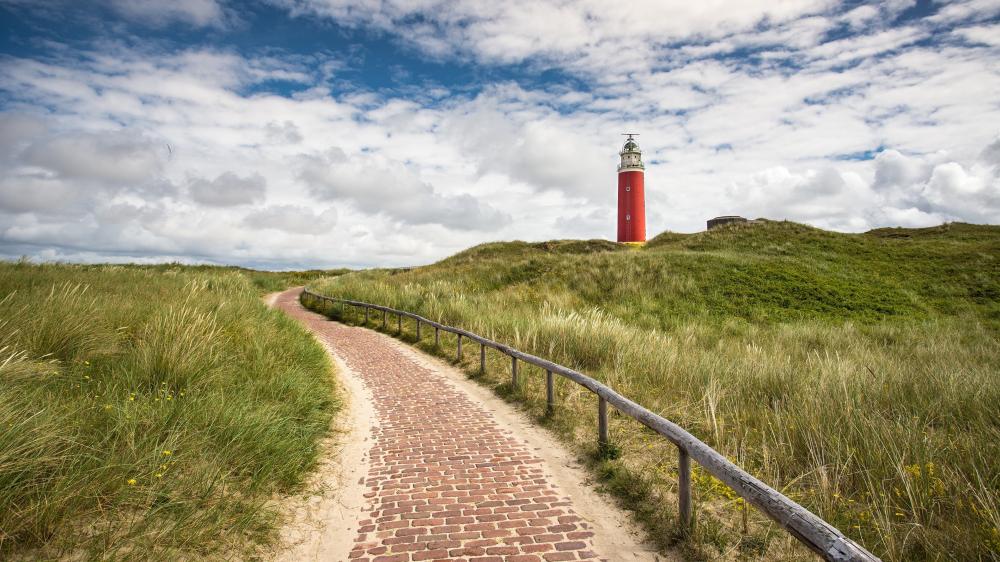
top-left (300, 288), bottom-right (880, 562)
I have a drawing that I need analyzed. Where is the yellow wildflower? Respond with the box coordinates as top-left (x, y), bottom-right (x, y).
top-left (155, 473), bottom-right (163, 479)
top-left (162, 450), bottom-right (172, 456)
top-left (127, 478), bottom-right (137, 486)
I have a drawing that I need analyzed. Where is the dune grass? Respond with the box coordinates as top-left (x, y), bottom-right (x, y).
top-left (0, 261), bottom-right (339, 560)
top-left (306, 221), bottom-right (1000, 561)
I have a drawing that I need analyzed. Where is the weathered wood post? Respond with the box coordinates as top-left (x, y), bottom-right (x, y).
top-left (435, 327), bottom-right (440, 347)
top-left (511, 356), bottom-right (518, 389)
top-left (457, 334), bottom-right (463, 361)
top-left (598, 397), bottom-right (609, 451)
top-left (364, 306), bottom-right (369, 324)
top-left (397, 313), bottom-right (402, 333)
top-left (416, 320), bottom-right (421, 340)
top-left (480, 344), bottom-right (486, 373)
top-left (546, 370), bottom-right (554, 413)
top-left (679, 447), bottom-right (692, 533)
top-left (382, 309), bottom-right (387, 329)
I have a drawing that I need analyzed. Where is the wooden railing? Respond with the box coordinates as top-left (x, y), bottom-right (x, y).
top-left (300, 288), bottom-right (880, 562)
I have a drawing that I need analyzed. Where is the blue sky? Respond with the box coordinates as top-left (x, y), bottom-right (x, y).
top-left (0, 0), bottom-right (998, 269)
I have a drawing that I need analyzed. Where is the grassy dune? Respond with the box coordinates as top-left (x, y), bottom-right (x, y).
top-left (306, 221), bottom-right (1000, 561)
top-left (0, 262), bottom-right (339, 560)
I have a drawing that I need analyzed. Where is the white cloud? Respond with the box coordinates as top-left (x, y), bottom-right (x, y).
top-left (555, 208), bottom-right (615, 239)
top-left (22, 130), bottom-right (164, 185)
top-left (0, 174), bottom-right (86, 214)
top-left (188, 172), bottom-right (267, 207)
top-left (841, 5), bottom-right (880, 29)
top-left (0, 0), bottom-right (231, 29)
top-left (299, 149), bottom-right (511, 231)
top-left (0, 114), bottom-right (47, 155)
top-left (954, 23), bottom-right (1000, 46)
top-left (929, 0), bottom-right (1000, 25)
top-left (272, 0), bottom-right (833, 70)
top-left (873, 149), bottom-right (929, 192)
top-left (980, 137), bottom-right (1000, 166)
top-left (243, 204), bottom-right (338, 234)
top-left (108, 0), bottom-right (228, 28)
top-left (922, 161), bottom-right (1000, 220)
top-left (723, 139), bottom-right (1000, 230)
top-left (726, 166), bottom-right (875, 228)
top-left (439, 89), bottom-right (611, 201)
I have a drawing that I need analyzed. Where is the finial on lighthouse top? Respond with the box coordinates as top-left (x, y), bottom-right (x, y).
top-left (619, 133), bottom-right (643, 170)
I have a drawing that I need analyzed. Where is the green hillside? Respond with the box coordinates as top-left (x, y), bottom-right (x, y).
top-left (307, 221), bottom-right (1000, 561)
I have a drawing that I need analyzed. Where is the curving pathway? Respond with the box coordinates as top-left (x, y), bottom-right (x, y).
top-left (273, 287), bottom-right (661, 562)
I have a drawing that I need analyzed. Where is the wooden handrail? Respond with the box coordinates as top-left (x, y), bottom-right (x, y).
top-left (300, 288), bottom-right (880, 562)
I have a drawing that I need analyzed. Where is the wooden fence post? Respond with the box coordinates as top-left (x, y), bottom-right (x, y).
top-left (480, 344), bottom-right (485, 373)
top-left (679, 447), bottom-right (692, 533)
top-left (457, 334), bottom-right (463, 361)
top-left (598, 397), bottom-right (609, 451)
top-left (546, 370), bottom-right (554, 413)
top-left (382, 310), bottom-right (387, 329)
top-left (435, 327), bottom-right (440, 347)
top-left (416, 320), bottom-right (421, 340)
top-left (364, 306), bottom-right (369, 324)
top-left (511, 356), bottom-right (518, 389)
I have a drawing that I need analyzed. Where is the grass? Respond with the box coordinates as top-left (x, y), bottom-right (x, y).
top-left (305, 221), bottom-right (1000, 561)
top-left (0, 261), bottom-right (341, 560)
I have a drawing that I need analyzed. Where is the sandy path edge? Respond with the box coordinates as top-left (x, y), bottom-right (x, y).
top-left (264, 290), bottom-right (377, 562)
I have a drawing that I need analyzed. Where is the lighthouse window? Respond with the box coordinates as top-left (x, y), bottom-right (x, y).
top-left (626, 186), bottom-right (630, 191)
top-left (626, 214), bottom-right (631, 221)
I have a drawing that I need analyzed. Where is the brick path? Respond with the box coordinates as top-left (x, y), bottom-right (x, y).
top-left (275, 288), bottom-right (606, 562)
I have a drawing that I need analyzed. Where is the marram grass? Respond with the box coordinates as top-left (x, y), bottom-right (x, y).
top-left (307, 221), bottom-right (1000, 562)
top-left (0, 262), bottom-right (339, 560)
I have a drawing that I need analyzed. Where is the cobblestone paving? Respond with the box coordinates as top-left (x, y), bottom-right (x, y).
top-left (276, 288), bottom-right (607, 562)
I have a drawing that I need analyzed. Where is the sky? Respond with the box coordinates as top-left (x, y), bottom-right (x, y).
top-left (0, 0), bottom-right (998, 269)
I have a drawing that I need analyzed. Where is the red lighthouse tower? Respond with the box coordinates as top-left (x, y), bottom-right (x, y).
top-left (617, 133), bottom-right (646, 243)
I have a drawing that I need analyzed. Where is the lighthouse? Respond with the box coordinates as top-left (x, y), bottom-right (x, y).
top-left (617, 133), bottom-right (646, 243)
